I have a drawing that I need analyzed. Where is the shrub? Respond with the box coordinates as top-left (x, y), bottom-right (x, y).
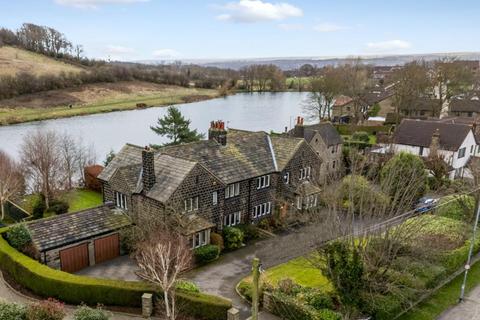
top-left (74, 305), bottom-right (111, 320)
top-left (6, 224), bottom-right (31, 251)
top-left (210, 232), bottom-right (224, 251)
top-left (268, 291), bottom-right (322, 320)
top-left (305, 291), bottom-right (334, 310)
top-left (176, 280), bottom-right (200, 293)
top-left (0, 234), bottom-right (232, 320)
top-left (359, 293), bottom-right (403, 320)
top-left (32, 195), bottom-right (46, 219)
top-left (26, 298), bottom-right (66, 320)
top-left (223, 227), bottom-right (244, 250)
top-left (194, 245), bottom-right (220, 265)
top-left (352, 131), bottom-right (370, 143)
top-left (0, 300), bottom-right (27, 320)
top-left (46, 200), bottom-right (69, 215)
top-left (436, 195), bottom-right (475, 222)
top-left (237, 224), bottom-right (259, 242)
top-left (316, 309), bottom-right (342, 320)
top-left (237, 281), bottom-right (253, 302)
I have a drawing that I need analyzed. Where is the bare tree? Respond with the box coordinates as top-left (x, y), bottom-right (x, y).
top-left (58, 133), bottom-right (77, 190)
top-left (21, 130), bottom-right (61, 208)
top-left (0, 150), bottom-right (24, 220)
top-left (75, 140), bottom-right (97, 187)
top-left (303, 67), bottom-right (342, 121)
top-left (135, 229), bottom-right (193, 320)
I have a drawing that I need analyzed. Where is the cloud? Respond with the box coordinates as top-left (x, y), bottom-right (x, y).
top-left (366, 40), bottom-right (412, 52)
top-left (313, 22), bottom-right (348, 33)
top-left (278, 23), bottom-right (304, 31)
top-left (54, 0), bottom-right (149, 9)
top-left (217, 0), bottom-right (303, 23)
top-left (152, 49), bottom-right (180, 59)
top-left (103, 45), bottom-right (136, 60)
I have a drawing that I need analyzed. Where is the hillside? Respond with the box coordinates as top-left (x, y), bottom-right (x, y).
top-left (0, 46), bottom-right (85, 76)
top-left (0, 80), bottom-right (219, 125)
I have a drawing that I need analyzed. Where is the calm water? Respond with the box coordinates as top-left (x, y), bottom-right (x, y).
top-left (0, 92), bottom-right (309, 161)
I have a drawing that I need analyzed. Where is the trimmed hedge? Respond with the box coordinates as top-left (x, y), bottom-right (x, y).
top-left (335, 124), bottom-right (392, 135)
top-left (0, 231), bottom-right (231, 320)
top-left (194, 245), bottom-right (220, 265)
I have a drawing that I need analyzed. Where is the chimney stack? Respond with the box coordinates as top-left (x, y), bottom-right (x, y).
top-left (142, 146), bottom-right (155, 191)
top-left (292, 116), bottom-right (305, 138)
top-left (208, 120), bottom-right (228, 146)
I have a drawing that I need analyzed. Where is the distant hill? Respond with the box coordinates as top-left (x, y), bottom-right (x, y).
top-left (0, 46), bottom-right (85, 77)
top-left (138, 52), bottom-right (480, 71)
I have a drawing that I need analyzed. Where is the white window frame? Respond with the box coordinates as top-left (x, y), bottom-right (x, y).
top-left (256, 175), bottom-right (271, 189)
top-left (458, 147), bottom-right (466, 159)
top-left (224, 211), bottom-right (241, 227)
top-left (184, 196), bottom-right (199, 212)
top-left (192, 229), bottom-right (210, 249)
top-left (225, 182), bottom-right (240, 199)
top-left (299, 166), bottom-right (311, 180)
top-left (296, 196), bottom-right (302, 210)
top-left (114, 191), bottom-right (128, 210)
top-left (283, 172), bottom-right (290, 184)
top-left (213, 191), bottom-right (218, 205)
top-left (252, 202), bottom-right (272, 218)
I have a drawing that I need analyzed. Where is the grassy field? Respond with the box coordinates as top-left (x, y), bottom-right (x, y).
top-left (0, 81), bottom-right (219, 125)
top-left (397, 259), bottom-right (480, 320)
top-left (240, 256), bottom-right (331, 291)
top-left (0, 46), bottom-right (84, 76)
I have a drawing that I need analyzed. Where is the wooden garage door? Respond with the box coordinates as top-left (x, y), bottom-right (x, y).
top-left (60, 243), bottom-right (89, 273)
top-left (94, 234), bottom-right (120, 264)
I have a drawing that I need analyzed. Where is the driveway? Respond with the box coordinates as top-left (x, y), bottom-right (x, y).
top-left (76, 255), bottom-right (140, 281)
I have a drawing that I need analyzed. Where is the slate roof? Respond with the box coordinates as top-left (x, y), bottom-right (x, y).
top-left (450, 99), bottom-right (480, 112)
top-left (27, 205), bottom-right (132, 252)
top-left (289, 122), bottom-right (343, 147)
top-left (98, 144), bottom-right (143, 181)
top-left (401, 98), bottom-right (441, 111)
top-left (270, 135), bottom-right (304, 170)
top-left (393, 119), bottom-right (472, 151)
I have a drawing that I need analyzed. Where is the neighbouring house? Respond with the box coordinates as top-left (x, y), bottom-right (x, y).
top-left (84, 164), bottom-right (104, 192)
top-left (398, 98), bottom-right (441, 118)
top-left (331, 95), bottom-right (354, 123)
top-left (380, 119), bottom-right (478, 179)
top-left (288, 117), bottom-right (343, 182)
top-left (449, 98), bottom-right (480, 118)
top-left (27, 204), bottom-right (131, 273)
top-left (98, 121), bottom-right (323, 249)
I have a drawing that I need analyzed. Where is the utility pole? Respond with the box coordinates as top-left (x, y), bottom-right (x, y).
top-left (460, 195), bottom-right (480, 302)
top-left (251, 258), bottom-right (260, 320)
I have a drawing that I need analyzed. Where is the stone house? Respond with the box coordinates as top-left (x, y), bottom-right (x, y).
top-left (98, 121), bottom-right (323, 249)
top-left (449, 98), bottom-right (480, 118)
top-left (288, 118), bottom-right (343, 182)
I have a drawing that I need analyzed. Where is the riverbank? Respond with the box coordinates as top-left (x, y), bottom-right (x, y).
top-left (0, 81), bottom-right (220, 125)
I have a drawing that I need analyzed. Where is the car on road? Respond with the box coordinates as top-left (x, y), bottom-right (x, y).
top-left (415, 197), bottom-right (438, 213)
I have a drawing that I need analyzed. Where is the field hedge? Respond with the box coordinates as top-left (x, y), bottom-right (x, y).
top-left (335, 124), bottom-right (392, 135)
top-left (0, 230), bottom-right (231, 320)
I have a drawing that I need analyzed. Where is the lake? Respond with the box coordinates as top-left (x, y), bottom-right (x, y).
top-left (0, 92), bottom-right (310, 161)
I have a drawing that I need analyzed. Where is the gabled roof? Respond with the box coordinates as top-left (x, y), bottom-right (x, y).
top-left (304, 123), bottom-right (343, 146)
top-left (333, 95), bottom-right (353, 107)
top-left (393, 119), bottom-right (473, 151)
top-left (270, 135), bottom-right (304, 170)
top-left (450, 99), bottom-right (480, 113)
top-left (28, 205), bottom-right (131, 252)
top-left (98, 144), bottom-right (143, 181)
top-left (400, 98), bottom-right (441, 112)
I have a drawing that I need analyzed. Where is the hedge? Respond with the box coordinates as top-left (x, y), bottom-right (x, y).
top-left (0, 231), bottom-right (231, 320)
top-left (335, 124), bottom-right (392, 136)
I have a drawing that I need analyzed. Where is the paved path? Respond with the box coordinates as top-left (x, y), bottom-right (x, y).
top-left (437, 285), bottom-right (480, 320)
top-left (77, 255), bottom-right (141, 281)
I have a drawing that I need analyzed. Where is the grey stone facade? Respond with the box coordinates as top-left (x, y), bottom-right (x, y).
top-left (98, 126), bottom-right (324, 238)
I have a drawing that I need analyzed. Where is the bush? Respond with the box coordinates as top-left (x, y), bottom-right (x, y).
top-left (194, 245), bottom-right (220, 265)
top-left (26, 299), bottom-right (65, 320)
top-left (359, 293), bottom-right (403, 320)
top-left (74, 305), bottom-right (111, 320)
top-left (6, 224), bottom-right (32, 251)
top-left (0, 300), bottom-right (27, 320)
top-left (46, 200), bottom-right (69, 215)
top-left (237, 224), bottom-right (260, 242)
top-left (32, 195), bottom-right (46, 220)
top-left (305, 291), bottom-right (334, 311)
top-left (0, 234), bottom-right (232, 320)
top-left (316, 309), bottom-right (342, 320)
top-left (436, 195), bottom-right (475, 222)
top-left (176, 280), bottom-right (200, 293)
top-left (223, 227), bottom-right (244, 250)
top-left (237, 281), bottom-right (253, 302)
top-left (268, 291), bottom-right (325, 320)
top-left (352, 131), bottom-right (370, 143)
top-left (210, 232), bottom-right (224, 251)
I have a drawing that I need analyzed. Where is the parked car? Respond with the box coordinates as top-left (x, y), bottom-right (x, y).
top-left (415, 197), bottom-right (438, 213)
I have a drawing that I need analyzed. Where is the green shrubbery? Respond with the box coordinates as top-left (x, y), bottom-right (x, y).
top-left (176, 280), bottom-right (200, 293)
top-left (45, 200), bottom-right (70, 215)
top-left (352, 131), bottom-right (370, 143)
top-left (237, 224), bottom-right (260, 242)
top-left (73, 305), bottom-right (111, 320)
top-left (0, 232), bottom-right (232, 320)
top-left (0, 300), bottom-right (27, 320)
top-left (436, 195), bottom-right (475, 222)
top-left (6, 224), bottom-right (32, 251)
top-left (223, 227), bottom-right (244, 250)
top-left (32, 194), bottom-right (46, 220)
top-left (194, 245), bottom-right (220, 264)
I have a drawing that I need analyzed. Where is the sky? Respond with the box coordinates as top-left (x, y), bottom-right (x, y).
top-left (1, 0), bottom-right (479, 61)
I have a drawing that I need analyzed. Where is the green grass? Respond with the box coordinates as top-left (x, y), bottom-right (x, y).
top-left (341, 134), bottom-right (377, 144)
top-left (59, 189), bottom-right (103, 213)
top-left (397, 260), bottom-right (480, 320)
top-left (240, 256), bottom-right (331, 291)
top-left (0, 87), bottom-right (219, 125)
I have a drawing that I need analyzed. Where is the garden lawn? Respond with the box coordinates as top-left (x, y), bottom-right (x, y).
top-left (60, 189), bottom-right (103, 213)
top-left (397, 259), bottom-right (480, 320)
top-left (241, 256), bottom-right (332, 291)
